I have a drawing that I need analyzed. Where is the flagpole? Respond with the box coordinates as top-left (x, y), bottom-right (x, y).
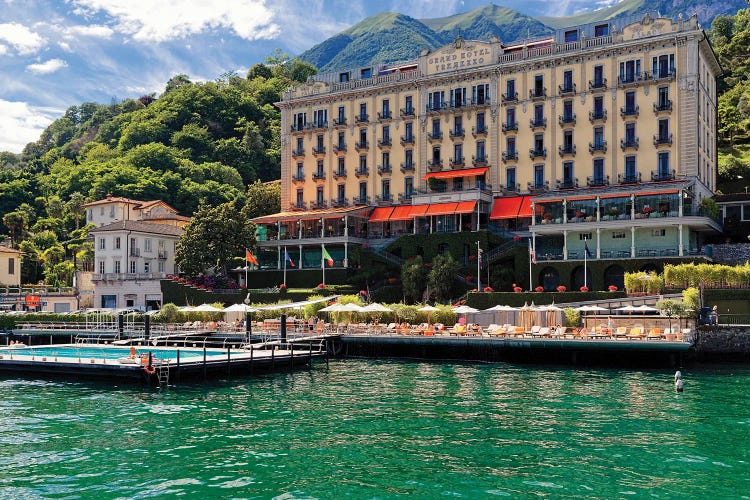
top-left (283, 246), bottom-right (287, 286)
top-left (321, 243), bottom-right (325, 286)
top-left (528, 239), bottom-right (533, 292)
top-left (584, 237), bottom-right (588, 290)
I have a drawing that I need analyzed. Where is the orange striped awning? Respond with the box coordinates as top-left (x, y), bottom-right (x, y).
top-left (410, 205), bottom-right (429, 216)
top-left (390, 205), bottom-right (417, 221)
top-left (425, 202), bottom-right (459, 216)
top-left (518, 196), bottom-right (533, 217)
top-left (422, 167), bottom-right (488, 180)
top-left (636, 190), bottom-right (679, 196)
top-left (455, 201), bottom-right (477, 213)
top-left (490, 197), bottom-right (523, 220)
top-left (368, 207), bottom-right (394, 223)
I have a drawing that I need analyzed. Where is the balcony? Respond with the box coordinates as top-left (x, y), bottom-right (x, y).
top-left (529, 88), bottom-right (547, 100)
top-left (400, 107), bottom-right (415, 118)
top-left (556, 178), bottom-right (578, 189)
top-left (501, 151), bottom-right (518, 163)
top-left (651, 169), bottom-right (675, 182)
top-left (470, 97), bottom-right (491, 107)
top-left (312, 171), bottom-right (326, 182)
top-left (427, 131), bottom-right (443, 143)
top-left (290, 124), bottom-right (305, 133)
top-left (589, 109), bottom-right (607, 123)
top-left (587, 175), bottom-right (609, 187)
top-left (291, 148), bottom-right (305, 159)
top-left (589, 78), bottom-right (607, 91)
top-left (130, 248), bottom-right (140, 257)
top-left (653, 133), bottom-right (673, 147)
top-left (377, 164), bottom-right (392, 175)
top-left (449, 128), bottom-right (465, 139)
top-left (620, 105), bottom-right (639, 118)
top-left (312, 200), bottom-right (327, 209)
top-left (400, 162), bottom-right (415, 173)
top-left (425, 103), bottom-right (446, 114)
top-left (501, 121), bottom-right (518, 133)
top-left (307, 121), bottom-right (327, 131)
top-left (427, 159), bottom-right (443, 171)
top-left (333, 169), bottom-right (347, 180)
top-left (378, 137), bottom-right (392, 148)
top-left (354, 141), bottom-right (369, 152)
top-left (92, 272), bottom-right (166, 282)
top-left (472, 125), bottom-right (488, 137)
top-left (620, 138), bottom-right (639, 150)
top-left (377, 110), bottom-right (392, 121)
top-left (331, 197), bottom-right (348, 208)
top-left (400, 135), bottom-right (415, 146)
top-left (473, 155), bottom-right (489, 167)
top-left (449, 157), bottom-right (465, 168)
top-left (333, 118), bottom-right (347, 127)
top-left (292, 201), bottom-right (307, 210)
top-left (530, 118), bottom-right (547, 130)
top-left (333, 143), bottom-right (347, 154)
top-left (292, 173), bottom-right (305, 184)
top-left (375, 194), bottom-right (393, 204)
top-left (618, 73), bottom-right (649, 87)
top-left (312, 146), bottom-right (326, 156)
top-left (558, 114), bottom-right (576, 126)
top-left (501, 183), bottom-right (520, 193)
top-left (589, 141), bottom-right (607, 154)
top-left (618, 172), bottom-right (642, 184)
top-left (652, 69), bottom-right (676, 81)
top-left (529, 147), bottom-right (547, 160)
top-left (558, 144), bottom-right (576, 157)
top-left (355, 167), bottom-right (369, 178)
top-left (352, 195), bottom-right (370, 205)
top-left (158, 250), bottom-right (168, 260)
top-left (654, 100), bottom-right (673, 113)
top-left (527, 181), bottom-right (549, 192)
top-left (501, 92), bottom-right (518, 104)
top-left (355, 114), bottom-right (369, 124)
top-left (558, 83), bottom-right (576, 96)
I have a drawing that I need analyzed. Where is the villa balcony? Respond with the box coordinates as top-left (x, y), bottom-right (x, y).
top-left (355, 114), bottom-right (369, 124)
top-left (378, 137), bottom-right (392, 148)
top-left (501, 92), bottom-right (518, 104)
top-left (333, 143), bottom-right (347, 154)
top-left (449, 157), bottom-right (465, 168)
top-left (400, 135), bottom-right (415, 146)
top-left (654, 100), bottom-right (673, 113)
top-left (472, 125), bottom-right (488, 137)
top-left (501, 151), bottom-right (518, 163)
top-left (556, 178), bottom-right (578, 190)
top-left (527, 181), bottom-right (549, 192)
top-left (589, 78), bottom-right (607, 91)
top-left (587, 175), bottom-right (609, 187)
top-left (92, 272), bottom-right (167, 282)
top-left (306, 121), bottom-right (327, 131)
top-left (558, 83), bottom-right (576, 96)
top-left (400, 162), bottom-right (415, 173)
top-left (529, 88), bottom-right (547, 100)
top-left (375, 194), bottom-right (393, 204)
top-left (333, 169), bottom-right (347, 180)
top-left (427, 131), bottom-right (443, 143)
top-left (377, 110), bottom-right (392, 121)
top-left (377, 164), bottom-right (392, 175)
top-left (333, 118), bottom-right (347, 127)
top-left (312, 146), bottom-right (326, 157)
top-left (620, 138), bottom-right (639, 151)
top-left (400, 107), bottom-right (415, 118)
top-left (620, 105), bottom-right (640, 118)
top-left (354, 141), bottom-right (369, 152)
top-left (331, 197), bottom-right (348, 208)
top-left (558, 145), bottom-right (576, 157)
top-left (158, 250), bottom-right (168, 260)
top-left (473, 155), bottom-right (489, 167)
top-left (529, 147), bottom-right (547, 160)
top-left (291, 148), bottom-right (305, 159)
top-left (355, 167), bottom-right (369, 178)
top-left (292, 173), bottom-right (305, 185)
top-left (427, 159), bottom-right (443, 171)
top-left (312, 171), bottom-right (326, 182)
top-left (311, 200), bottom-right (327, 209)
top-left (651, 169), bottom-right (675, 182)
top-left (653, 134), bottom-right (673, 147)
top-left (618, 172), bottom-right (642, 184)
top-left (449, 128), bottom-right (465, 139)
top-left (530, 118), bottom-right (547, 130)
top-left (589, 109), bottom-right (607, 123)
top-left (589, 141), bottom-right (607, 154)
top-left (559, 114), bottom-right (576, 126)
top-left (501, 122), bottom-right (518, 133)
top-left (352, 195), bottom-right (371, 205)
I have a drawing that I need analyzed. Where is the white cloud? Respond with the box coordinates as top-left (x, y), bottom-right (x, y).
top-left (0, 44), bottom-right (8, 56)
top-left (0, 22), bottom-right (45, 55)
top-left (0, 99), bottom-right (61, 153)
top-left (71, 0), bottom-right (279, 42)
top-left (26, 58), bottom-right (68, 74)
top-left (65, 24), bottom-right (115, 38)
top-left (58, 41), bottom-right (72, 52)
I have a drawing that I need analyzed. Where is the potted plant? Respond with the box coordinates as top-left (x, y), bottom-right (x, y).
top-left (483, 286), bottom-right (494, 292)
top-left (642, 206), bottom-right (654, 215)
top-left (513, 284), bottom-right (523, 293)
top-left (608, 285), bottom-right (618, 292)
top-left (556, 285), bottom-right (567, 292)
top-left (535, 286), bottom-right (544, 292)
top-left (279, 284), bottom-right (287, 294)
top-left (580, 286), bottom-right (589, 292)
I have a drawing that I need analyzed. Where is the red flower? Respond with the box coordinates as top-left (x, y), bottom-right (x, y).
top-left (468, 255), bottom-right (476, 261)
top-left (317, 283), bottom-right (326, 289)
top-left (556, 285), bottom-right (567, 292)
top-left (513, 235), bottom-right (521, 241)
top-left (388, 277), bottom-right (397, 284)
top-left (580, 286), bottom-right (589, 292)
top-left (280, 284), bottom-right (287, 290)
top-left (483, 286), bottom-right (494, 292)
top-left (513, 287), bottom-right (523, 293)
top-left (608, 285), bottom-right (618, 292)
top-left (535, 286), bottom-right (544, 292)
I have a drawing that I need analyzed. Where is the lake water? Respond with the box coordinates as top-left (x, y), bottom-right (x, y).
top-left (1, 360), bottom-right (749, 498)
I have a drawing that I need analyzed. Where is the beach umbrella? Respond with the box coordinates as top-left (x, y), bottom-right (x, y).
top-left (418, 305), bottom-right (439, 324)
top-left (453, 305), bottom-right (479, 326)
top-left (193, 303), bottom-right (224, 312)
top-left (484, 304), bottom-right (518, 326)
top-left (575, 304), bottom-right (607, 329)
top-left (362, 302), bottom-right (393, 326)
top-left (635, 304), bottom-right (659, 329)
top-left (542, 303), bottom-right (563, 327)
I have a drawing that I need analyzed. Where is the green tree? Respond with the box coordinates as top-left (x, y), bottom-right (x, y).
top-left (428, 253), bottom-right (459, 303)
top-left (400, 256), bottom-right (425, 304)
top-left (66, 192), bottom-right (86, 230)
top-left (241, 180), bottom-right (281, 220)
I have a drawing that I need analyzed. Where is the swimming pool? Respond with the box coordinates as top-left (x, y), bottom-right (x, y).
top-left (0, 345), bottom-right (229, 360)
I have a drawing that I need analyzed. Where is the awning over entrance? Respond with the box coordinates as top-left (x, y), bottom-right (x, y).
top-left (253, 206), bottom-right (366, 224)
top-left (425, 202), bottom-right (459, 216)
top-left (518, 196), bottom-right (532, 217)
top-left (455, 201), bottom-right (477, 213)
top-left (489, 196), bottom-right (529, 220)
top-left (422, 167), bottom-right (488, 180)
top-left (390, 205), bottom-right (416, 220)
top-left (368, 207), bottom-right (394, 223)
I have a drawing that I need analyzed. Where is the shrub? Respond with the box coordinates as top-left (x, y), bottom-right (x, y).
top-left (564, 307), bottom-right (580, 327)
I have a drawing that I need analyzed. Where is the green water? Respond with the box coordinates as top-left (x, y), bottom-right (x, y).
top-left (1, 360), bottom-right (749, 499)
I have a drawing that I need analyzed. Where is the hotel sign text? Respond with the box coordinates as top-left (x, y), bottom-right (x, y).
top-left (429, 48), bottom-right (490, 73)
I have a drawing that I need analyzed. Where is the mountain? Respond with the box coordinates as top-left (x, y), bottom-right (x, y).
top-left (539, 0), bottom-right (747, 29)
top-left (300, 1), bottom-right (746, 73)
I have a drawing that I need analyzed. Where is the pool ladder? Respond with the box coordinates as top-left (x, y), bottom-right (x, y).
top-left (156, 365), bottom-right (169, 387)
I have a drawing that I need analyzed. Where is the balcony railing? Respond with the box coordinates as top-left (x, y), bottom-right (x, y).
top-left (312, 171), bottom-right (326, 181)
top-left (556, 178), bottom-right (578, 189)
top-left (355, 114), bottom-right (369, 123)
top-left (558, 144), bottom-right (576, 157)
top-left (312, 146), bottom-right (326, 156)
top-left (378, 137), bottom-right (392, 148)
top-left (473, 155), bottom-right (489, 166)
top-left (376, 194), bottom-right (393, 204)
top-left (92, 272), bottom-right (166, 282)
top-left (530, 118), bottom-right (547, 130)
top-left (425, 103), bottom-right (446, 114)
top-left (652, 69), bottom-right (676, 81)
top-left (470, 97), bottom-right (491, 107)
top-left (292, 201), bottom-right (307, 210)
top-left (501, 183), bottom-right (520, 193)
top-left (352, 195), bottom-right (370, 205)
top-left (529, 88), bottom-right (547, 100)
top-left (449, 128), bottom-right (465, 139)
top-left (354, 141), bottom-right (369, 151)
top-left (400, 162), bottom-right (415, 173)
top-left (620, 105), bottom-right (639, 118)
top-left (398, 192), bottom-right (414, 203)
top-left (502, 121), bottom-right (518, 132)
top-left (501, 151), bottom-right (518, 163)
top-left (589, 141), bottom-right (607, 153)
top-left (589, 109), bottom-right (607, 122)
top-left (333, 169), bottom-right (347, 180)
top-left (620, 138), bottom-right (639, 150)
top-left (130, 248), bottom-right (140, 257)
top-left (292, 148), bottom-right (305, 158)
top-left (158, 251), bottom-right (168, 259)
top-left (333, 144), bottom-right (346, 153)
top-left (472, 125), bottom-right (488, 137)
top-left (617, 73), bottom-right (649, 86)
top-left (587, 175), bottom-right (609, 187)
top-left (355, 167), bottom-right (369, 178)
top-left (400, 135), bottom-right (415, 146)
top-left (312, 200), bottom-right (327, 209)
top-left (501, 92), bottom-right (518, 103)
top-left (618, 172), bottom-right (642, 184)
top-left (400, 107), bottom-right (415, 117)
top-left (306, 121), bottom-right (327, 131)
top-left (333, 117), bottom-right (347, 127)
top-left (589, 78), bottom-right (607, 91)
top-left (377, 111), bottom-right (392, 121)
top-left (528, 180), bottom-right (549, 191)
top-left (651, 169), bottom-right (675, 181)
top-left (558, 83), bottom-right (576, 95)
top-left (529, 147), bottom-right (547, 159)
top-left (653, 133), bottom-right (673, 146)
top-left (331, 198), bottom-right (348, 208)
top-left (377, 164), bottom-right (392, 175)
top-left (559, 114), bottom-right (576, 126)
top-left (427, 131), bottom-right (443, 142)
top-left (654, 100), bottom-right (673, 113)
top-left (427, 159), bottom-right (443, 171)
top-left (449, 157), bottom-right (465, 168)
top-left (292, 173), bottom-right (305, 183)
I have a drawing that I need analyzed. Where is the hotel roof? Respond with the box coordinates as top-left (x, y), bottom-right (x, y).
top-left (89, 220), bottom-right (184, 236)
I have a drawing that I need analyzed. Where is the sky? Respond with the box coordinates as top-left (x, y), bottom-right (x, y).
top-left (0, 0), bottom-right (616, 154)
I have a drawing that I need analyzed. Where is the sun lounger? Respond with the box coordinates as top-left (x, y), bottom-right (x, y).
top-left (626, 327), bottom-right (644, 340)
top-left (613, 326), bottom-right (628, 339)
top-left (647, 328), bottom-right (663, 340)
top-left (532, 327), bottom-right (550, 338)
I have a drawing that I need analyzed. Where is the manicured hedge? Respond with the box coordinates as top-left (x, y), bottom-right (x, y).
top-left (466, 291), bottom-right (626, 309)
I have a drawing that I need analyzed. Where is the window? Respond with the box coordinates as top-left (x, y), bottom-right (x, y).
top-left (144, 261), bottom-right (150, 273)
top-left (534, 165), bottom-right (544, 188)
top-left (382, 179), bottom-right (390, 199)
top-left (296, 162), bottom-right (304, 178)
top-left (658, 118), bottom-right (669, 138)
top-left (562, 70), bottom-right (574, 91)
top-left (593, 65), bottom-right (605, 87)
top-left (593, 158), bottom-right (604, 182)
top-left (453, 177), bottom-right (463, 191)
top-left (432, 147), bottom-right (441, 162)
top-left (382, 125), bottom-right (390, 142)
top-left (625, 122), bottom-right (636, 142)
top-left (144, 239), bottom-right (151, 252)
top-left (428, 91), bottom-right (444, 111)
top-left (534, 134), bottom-right (544, 152)
top-left (505, 137), bottom-right (515, 155)
top-left (158, 262), bottom-right (165, 273)
top-left (594, 24), bottom-right (609, 37)
top-left (472, 83), bottom-right (489, 104)
top-left (87, 209), bottom-right (92, 221)
top-left (316, 186), bottom-right (324, 205)
top-left (316, 134), bottom-right (324, 150)
top-left (563, 130), bottom-right (573, 149)
top-left (451, 86), bottom-right (466, 107)
top-left (296, 136), bottom-right (303, 152)
top-left (534, 104), bottom-right (544, 123)
top-left (652, 54), bottom-right (675, 78)
top-left (625, 91), bottom-right (636, 112)
top-left (506, 168), bottom-right (516, 190)
top-left (382, 151), bottom-right (390, 168)
top-left (405, 177), bottom-right (413, 198)
top-left (404, 95), bottom-right (413, 114)
top-left (359, 128), bottom-right (367, 144)
top-left (564, 29), bottom-right (578, 42)
top-left (337, 157), bottom-right (345, 175)
top-left (563, 99), bottom-right (573, 120)
top-left (313, 109), bottom-right (327, 127)
top-left (619, 59), bottom-right (641, 83)
top-left (579, 233), bottom-right (593, 240)
top-left (477, 140), bottom-right (486, 159)
top-left (337, 131), bottom-right (345, 148)
top-left (506, 79), bottom-right (515, 98)
top-left (593, 127), bottom-right (604, 147)
top-left (316, 159), bottom-right (324, 176)
top-left (296, 189), bottom-right (303, 207)
top-left (99, 261), bottom-right (105, 274)
top-left (293, 112), bottom-right (306, 130)
top-left (8, 257), bottom-right (14, 275)
top-left (625, 156), bottom-right (637, 178)
top-left (115, 237), bottom-right (121, 249)
top-left (361, 68), bottom-right (371, 79)
top-left (359, 155), bottom-right (367, 171)
top-left (534, 75), bottom-right (544, 95)
top-left (359, 182), bottom-right (367, 201)
top-left (337, 106), bottom-right (345, 123)
top-left (506, 108), bottom-right (515, 126)
top-left (454, 143), bottom-right (463, 162)
top-left (405, 149), bottom-right (413, 168)
top-left (563, 161), bottom-right (574, 183)
top-left (114, 260), bottom-right (121, 273)
top-left (404, 122), bottom-right (413, 142)
top-left (130, 260), bottom-right (136, 273)
top-left (99, 238), bottom-right (106, 250)
top-left (612, 231), bottom-right (626, 239)
top-left (337, 184), bottom-right (345, 201)
top-left (652, 229), bottom-right (666, 237)
top-left (593, 95), bottom-right (604, 115)
top-left (477, 111), bottom-right (486, 132)
top-left (431, 118), bottom-right (441, 137)
top-left (454, 116), bottom-right (462, 135)
top-left (359, 102), bottom-right (367, 120)
top-left (339, 72), bottom-right (349, 83)
top-left (658, 151), bottom-right (670, 175)
top-left (382, 98), bottom-right (390, 118)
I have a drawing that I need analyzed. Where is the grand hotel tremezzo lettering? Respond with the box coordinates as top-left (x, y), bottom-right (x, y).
top-left (428, 48), bottom-right (490, 72)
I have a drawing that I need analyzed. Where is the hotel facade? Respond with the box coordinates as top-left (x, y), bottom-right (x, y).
top-left (257, 13), bottom-right (721, 290)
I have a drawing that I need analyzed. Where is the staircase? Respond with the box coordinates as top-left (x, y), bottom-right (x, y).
top-left (482, 240), bottom-right (522, 267)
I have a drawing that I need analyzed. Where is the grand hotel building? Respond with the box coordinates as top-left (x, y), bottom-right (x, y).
top-left (255, 13), bottom-right (721, 288)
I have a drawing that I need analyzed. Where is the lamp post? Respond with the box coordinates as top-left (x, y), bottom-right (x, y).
top-left (243, 293), bottom-right (252, 343)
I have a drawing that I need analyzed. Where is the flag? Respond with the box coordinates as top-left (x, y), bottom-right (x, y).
top-left (584, 241), bottom-right (593, 258)
top-left (528, 240), bottom-right (537, 264)
top-left (245, 249), bottom-right (259, 266)
top-left (477, 247), bottom-right (483, 266)
top-left (285, 249), bottom-right (295, 267)
top-left (322, 246), bottom-right (334, 267)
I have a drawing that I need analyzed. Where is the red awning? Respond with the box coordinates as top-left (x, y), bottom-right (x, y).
top-left (390, 205), bottom-right (417, 221)
top-left (422, 167), bottom-right (488, 180)
top-left (489, 197), bottom-right (524, 220)
top-left (518, 196), bottom-right (533, 218)
top-left (425, 202), bottom-right (459, 216)
top-left (410, 205), bottom-right (429, 216)
top-left (636, 190), bottom-right (679, 196)
top-left (599, 193), bottom-right (633, 199)
top-left (368, 207), bottom-right (394, 223)
top-left (455, 201), bottom-right (477, 213)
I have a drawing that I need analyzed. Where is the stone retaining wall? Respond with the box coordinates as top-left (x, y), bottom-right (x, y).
top-left (708, 243), bottom-right (750, 265)
top-left (694, 325), bottom-right (750, 359)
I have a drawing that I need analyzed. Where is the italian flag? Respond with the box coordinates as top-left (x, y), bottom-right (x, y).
top-left (322, 247), bottom-right (334, 267)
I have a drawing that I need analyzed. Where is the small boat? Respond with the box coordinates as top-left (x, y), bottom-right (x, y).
top-left (7, 343), bottom-right (27, 349)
